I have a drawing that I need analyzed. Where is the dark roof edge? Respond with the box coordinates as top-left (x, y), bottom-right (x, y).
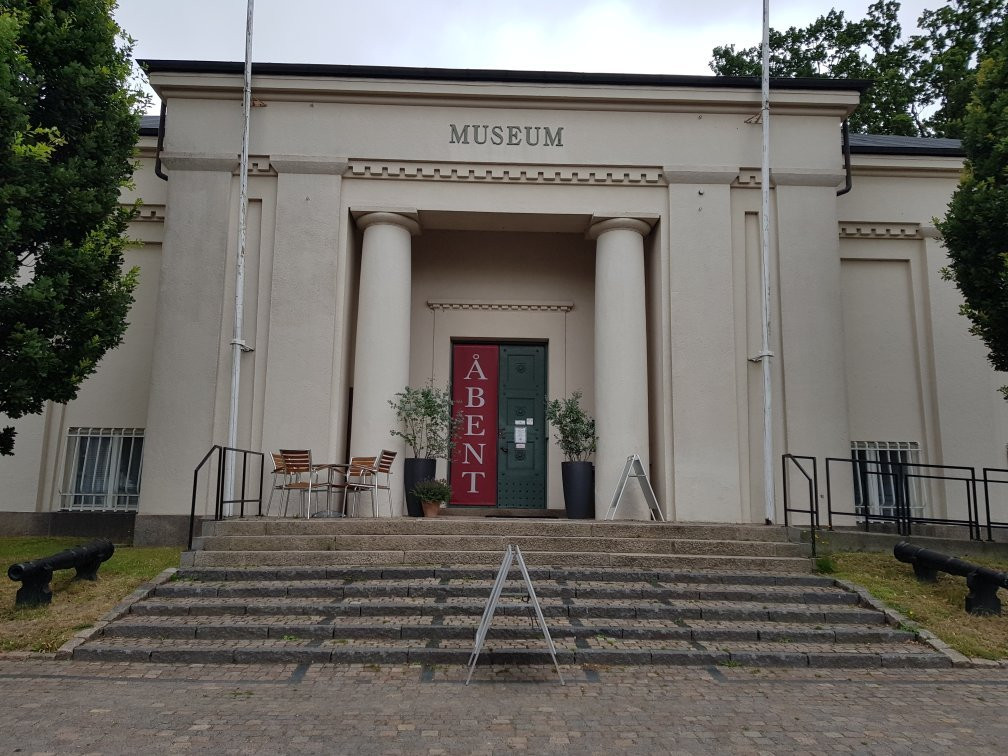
top-left (139, 114), bottom-right (160, 136)
top-left (850, 144), bottom-right (965, 157)
top-left (138, 59), bottom-right (872, 92)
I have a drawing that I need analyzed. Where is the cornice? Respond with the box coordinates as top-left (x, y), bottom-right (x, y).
top-left (239, 156), bottom-right (277, 176)
top-left (773, 168), bottom-right (846, 187)
top-left (158, 152), bottom-right (239, 172)
top-left (733, 167), bottom-right (845, 188)
top-left (271, 155), bottom-right (349, 174)
top-left (132, 203), bottom-right (166, 223)
top-left (839, 222), bottom-right (923, 240)
top-left (663, 166), bottom-right (737, 184)
top-left (347, 159), bottom-right (665, 186)
top-left (427, 299), bottom-right (574, 313)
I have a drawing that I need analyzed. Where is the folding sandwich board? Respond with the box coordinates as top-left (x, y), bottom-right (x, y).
top-left (604, 454), bottom-right (664, 522)
top-left (466, 544), bottom-right (564, 685)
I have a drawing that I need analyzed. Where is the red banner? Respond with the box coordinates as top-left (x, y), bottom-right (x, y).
top-left (450, 344), bottom-right (498, 505)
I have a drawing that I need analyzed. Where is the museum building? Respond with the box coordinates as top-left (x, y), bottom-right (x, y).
top-left (1, 60), bottom-right (1005, 545)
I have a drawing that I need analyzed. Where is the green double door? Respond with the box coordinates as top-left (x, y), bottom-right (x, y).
top-left (450, 342), bottom-right (547, 509)
top-left (497, 344), bottom-right (547, 508)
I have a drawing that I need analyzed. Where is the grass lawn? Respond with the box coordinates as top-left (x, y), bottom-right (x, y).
top-left (823, 551), bottom-right (1008, 661)
top-left (0, 537), bottom-right (180, 653)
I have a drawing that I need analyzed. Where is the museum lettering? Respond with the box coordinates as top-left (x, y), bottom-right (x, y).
top-left (449, 123), bottom-right (564, 147)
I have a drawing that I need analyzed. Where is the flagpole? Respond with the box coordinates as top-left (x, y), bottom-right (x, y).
top-left (225, 0), bottom-right (255, 512)
top-left (759, 0), bottom-right (775, 524)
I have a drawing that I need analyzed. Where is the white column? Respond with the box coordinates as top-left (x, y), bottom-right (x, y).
top-left (350, 212), bottom-right (419, 515)
top-left (590, 217), bottom-right (651, 519)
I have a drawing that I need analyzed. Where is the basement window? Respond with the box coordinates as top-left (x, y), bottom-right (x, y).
top-left (850, 440), bottom-right (927, 518)
top-left (60, 427), bottom-right (144, 512)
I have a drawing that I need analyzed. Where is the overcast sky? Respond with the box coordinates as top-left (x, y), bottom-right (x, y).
top-left (115, 0), bottom-right (937, 110)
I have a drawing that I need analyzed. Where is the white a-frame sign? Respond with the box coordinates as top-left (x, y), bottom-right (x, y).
top-left (604, 454), bottom-right (664, 522)
top-left (466, 544), bottom-right (564, 685)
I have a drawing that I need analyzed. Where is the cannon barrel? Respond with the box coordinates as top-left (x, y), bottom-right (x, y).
top-left (894, 542), bottom-right (1008, 588)
top-left (7, 539), bottom-right (114, 582)
top-left (895, 541), bottom-right (1008, 615)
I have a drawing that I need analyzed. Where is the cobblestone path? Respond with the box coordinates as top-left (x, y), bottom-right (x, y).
top-left (0, 658), bottom-right (1005, 753)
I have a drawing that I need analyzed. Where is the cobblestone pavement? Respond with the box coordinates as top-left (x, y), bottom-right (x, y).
top-left (0, 658), bottom-right (1005, 754)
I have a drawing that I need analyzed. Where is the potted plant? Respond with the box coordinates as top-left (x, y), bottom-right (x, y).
top-left (411, 478), bottom-right (452, 517)
top-left (389, 384), bottom-right (462, 517)
top-left (545, 390), bottom-right (598, 519)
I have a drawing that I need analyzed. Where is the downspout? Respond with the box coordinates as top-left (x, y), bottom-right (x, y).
top-left (225, 0), bottom-right (255, 509)
top-left (758, 0), bottom-right (775, 526)
top-left (836, 119), bottom-right (852, 196)
top-left (154, 99), bottom-right (168, 181)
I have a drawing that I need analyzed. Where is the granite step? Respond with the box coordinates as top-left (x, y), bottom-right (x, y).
top-left (100, 616), bottom-right (914, 645)
top-left (201, 518), bottom-right (795, 543)
top-left (73, 637), bottom-right (950, 669)
top-left (196, 534), bottom-right (807, 557)
top-left (153, 579), bottom-right (858, 605)
top-left (123, 596), bottom-right (887, 624)
top-left (175, 566), bottom-right (830, 585)
top-left (188, 550), bottom-right (813, 571)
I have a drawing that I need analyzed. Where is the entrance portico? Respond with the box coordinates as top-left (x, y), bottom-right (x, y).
top-left (345, 208), bottom-right (657, 518)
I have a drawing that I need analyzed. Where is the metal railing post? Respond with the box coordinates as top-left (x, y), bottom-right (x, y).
top-left (984, 469), bottom-right (994, 541)
top-left (215, 446), bottom-right (225, 521)
top-left (239, 450), bottom-right (248, 519)
top-left (825, 458), bottom-right (835, 530)
top-left (257, 453), bottom-right (265, 517)
top-left (782, 454), bottom-right (790, 527)
top-left (968, 467), bottom-right (979, 541)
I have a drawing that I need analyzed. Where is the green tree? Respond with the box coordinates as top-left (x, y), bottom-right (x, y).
top-left (0, 0), bottom-right (143, 455)
top-left (936, 31), bottom-right (1008, 398)
top-left (709, 0), bottom-right (1007, 137)
top-left (710, 2), bottom-right (918, 134)
top-left (912, 0), bottom-right (1008, 138)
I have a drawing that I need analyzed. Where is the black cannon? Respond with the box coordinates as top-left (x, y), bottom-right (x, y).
top-left (7, 539), bottom-right (115, 607)
top-left (894, 541), bottom-right (1008, 616)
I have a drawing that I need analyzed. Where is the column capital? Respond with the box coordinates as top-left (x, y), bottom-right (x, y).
top-left (353, 210), bottom-right (421, 236)
top-left (586, 216), bottom-right (654, 240)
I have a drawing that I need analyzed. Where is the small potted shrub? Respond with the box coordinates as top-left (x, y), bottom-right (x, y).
top-left (545, 391), bottom-right (598, 519)
top-left (390, 384), bottom-right (462, 516)
top-left (411, 478), bottom-right (452, 517)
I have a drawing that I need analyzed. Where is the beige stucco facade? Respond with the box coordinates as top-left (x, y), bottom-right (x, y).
top-left (2, 62), bottom-right (1005, 543)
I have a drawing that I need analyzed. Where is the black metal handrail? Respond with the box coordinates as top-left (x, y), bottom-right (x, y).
top-left (982, 467), bottom-right (1008, 541)
top-left (189, 445), bottom-right (265, 549)
top-left (781, 453), bottom-right (1004, 542)
top-left (782, 454), bottom-right (819, 557)
top-left (825, 457), bottom-right (979, 539)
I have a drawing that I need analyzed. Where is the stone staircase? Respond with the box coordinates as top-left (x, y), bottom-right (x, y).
top-left (72, 519), bottom-right (952, 668)
top-left (186, 518), bottom-right (813, 571)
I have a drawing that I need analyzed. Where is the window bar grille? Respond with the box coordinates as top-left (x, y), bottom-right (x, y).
top-left (61, 428), bottom-right (144, 512)
top-left (851, 441), bottom-right (927, 526)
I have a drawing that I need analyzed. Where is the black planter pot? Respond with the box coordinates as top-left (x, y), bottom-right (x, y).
top-left (561, 461), bottom-right (595, 519)
top-left (403, 458), bottom-right (436, 517)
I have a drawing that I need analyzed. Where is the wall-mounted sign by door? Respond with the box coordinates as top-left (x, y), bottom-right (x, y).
top-left (450, 344), bottom-right (499, 505)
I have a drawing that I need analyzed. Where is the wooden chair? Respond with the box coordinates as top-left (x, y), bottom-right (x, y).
top-left (374, 449), bottom-right (397, 517)
top-left (327, 456), bottom-right (377, 517)
top-left (278, 449), bottom-right (327, 518)
top-left (264, 452), bottom-right (289, 517)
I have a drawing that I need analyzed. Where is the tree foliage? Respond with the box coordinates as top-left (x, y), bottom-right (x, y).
top-left (937, 30), bottom-right (1008, 397)
top-left (710, 0), bottom-right (1008, 137)
top-left (0, 0), bottom-right (143, 455)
